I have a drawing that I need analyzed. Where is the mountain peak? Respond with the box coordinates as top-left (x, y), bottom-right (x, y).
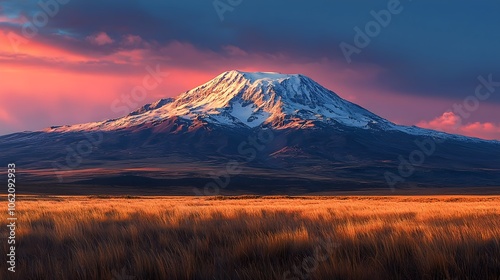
top-left (41, 70), bottom-right (494, 144)
top-left (47, 70), bottom-right (391, 132)
top-left (164, 70), bottom-right (387, 129)
top-left (222, 70), bottom-right (299, 83)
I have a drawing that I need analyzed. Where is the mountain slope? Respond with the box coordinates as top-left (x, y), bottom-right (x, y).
top-left (47, 70), bottom-right (389, 131)
top-left (1, 70), bottom-right (499, 193)
top-left (44, 70), bottom-right (490, 143)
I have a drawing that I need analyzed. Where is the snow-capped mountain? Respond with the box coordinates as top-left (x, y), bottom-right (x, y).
top-left (44, 70), bottom-right (488, 143)
top-left (1, 70), bottom-right (499, 192)
top-left (167, 70), bottom-right (389, 129)
top-left (48, 70), bottom-right (390, 131)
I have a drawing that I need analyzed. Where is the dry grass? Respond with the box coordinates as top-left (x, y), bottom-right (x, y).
top-left (2, 195), bottom-right (500, 280)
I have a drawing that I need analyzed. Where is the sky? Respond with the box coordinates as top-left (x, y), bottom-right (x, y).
top-left (1, 0), bottom-right (500, 139)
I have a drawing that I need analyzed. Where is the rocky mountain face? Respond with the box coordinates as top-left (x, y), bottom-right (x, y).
top-left (1, 71), bottom-right (499, 194)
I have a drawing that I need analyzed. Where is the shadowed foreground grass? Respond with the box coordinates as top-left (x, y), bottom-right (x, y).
top-left (3, 196), bottom-right (500, 279)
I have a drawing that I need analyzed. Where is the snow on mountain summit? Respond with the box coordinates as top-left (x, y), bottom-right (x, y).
top-left (165, 70), bottom-right (389, 129)
top-left (238, 71), bottom-right (292, 81)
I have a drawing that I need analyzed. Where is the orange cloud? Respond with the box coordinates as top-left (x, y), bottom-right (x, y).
top-left (0, 31), bottom-right (90, 63)
top-left (418, 112), bottom-right (500, 140)
top-left (0, 32), bottom-right (156, 133)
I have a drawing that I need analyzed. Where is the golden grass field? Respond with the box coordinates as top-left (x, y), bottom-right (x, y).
top-left (2, 195), bottom-right (500, 280)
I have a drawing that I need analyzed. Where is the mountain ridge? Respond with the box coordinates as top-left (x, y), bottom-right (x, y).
top-left (41, 70), bottom-right (497, 144)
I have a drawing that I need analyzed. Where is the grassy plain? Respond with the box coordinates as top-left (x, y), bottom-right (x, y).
top-left (2, 195), bottom-right (500, 279)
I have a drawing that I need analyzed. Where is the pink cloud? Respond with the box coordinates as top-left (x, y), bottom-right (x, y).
top-left (0, 107), bottom-right (17, 124)
top-left (223, 45), bottom-right (248, 56)
top-left (86, 32), bottom-right (114, 45)
top-left (418, 112), bottom-right (500, 140)
top-left (0, 15), bottom-right (26, 24)
top-left (122, 34), bottom-right (143, 46)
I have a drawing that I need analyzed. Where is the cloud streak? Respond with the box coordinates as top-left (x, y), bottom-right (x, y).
top-left (418, 112), bottom-right (500, 140)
